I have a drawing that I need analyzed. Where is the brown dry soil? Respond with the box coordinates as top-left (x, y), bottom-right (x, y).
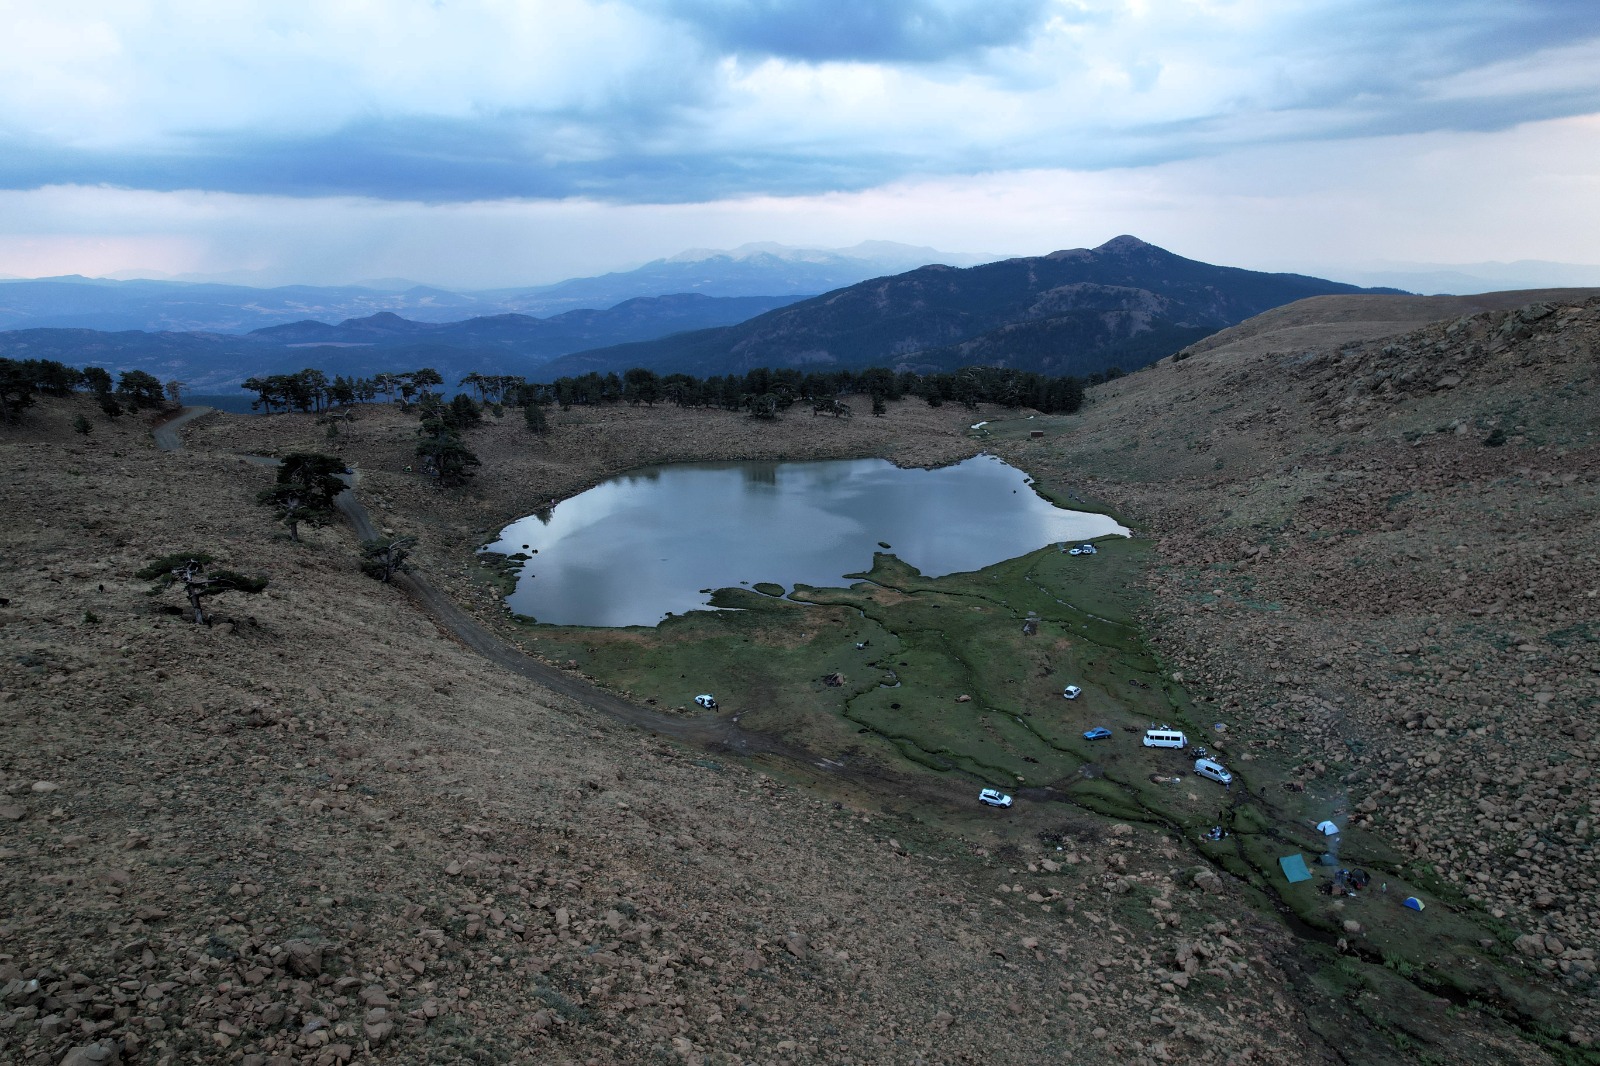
top-left (1, 287), bottom-right (1596, 1065)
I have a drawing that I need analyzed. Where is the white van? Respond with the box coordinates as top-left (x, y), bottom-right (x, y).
top-left (1194, 758), bottom-right (1233, 785)
top-left (1143, 728), bottom-right (1188, 749)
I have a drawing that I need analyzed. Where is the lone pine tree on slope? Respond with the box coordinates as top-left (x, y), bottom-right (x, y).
top-left (136, 553), bottom-right (268, 625)
top-left (257, 452), bottom-right (348, 542)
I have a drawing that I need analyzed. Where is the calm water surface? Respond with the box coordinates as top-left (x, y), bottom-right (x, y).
top-left (485, 454), bottom-right (1127, 627)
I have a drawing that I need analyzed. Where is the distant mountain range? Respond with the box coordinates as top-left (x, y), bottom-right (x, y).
top-left (0, 294), bottom-right (801, 393)
top-left (0, 237), bottom-right (1404, 391)
top-left (487, 241), bottom-right (1004, 315)
top-left (0, 277), bottom-right (503, 334)
top-left (1326, 259), bottom-right (1600, 296)
top-left (0, 241), bottom-right (997, 333)
top-left (537, 236), bottom-right (1405, 379)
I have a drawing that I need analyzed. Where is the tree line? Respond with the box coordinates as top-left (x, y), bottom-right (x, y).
top-left (4, 353), bottom-right (1102, 427)
top-left (242, 364), bottom-right (1095, 417)
top-left (0, 358), bottom-right (171, 423)
top-left (527, 364), bottom-right (1090, 416)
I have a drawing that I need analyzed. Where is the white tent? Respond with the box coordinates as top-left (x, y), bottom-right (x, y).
top-left (1316, 820), bottom-right (1340, 836)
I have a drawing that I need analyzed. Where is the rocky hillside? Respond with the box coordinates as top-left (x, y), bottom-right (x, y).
top-left (992, 287), bottom-right (1600, 1051)
top-left (3, 284), bottom-right (1596, 1064)
top-left (539, 236), bottom-right (1398, 379)
top-left (2, 399), bottom-right (1339, 1065)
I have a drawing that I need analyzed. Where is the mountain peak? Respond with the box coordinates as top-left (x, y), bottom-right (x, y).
top-left (1095, 235), bottom-right (1155, 254)
top-left (339, 311), bottom-right (416, 328)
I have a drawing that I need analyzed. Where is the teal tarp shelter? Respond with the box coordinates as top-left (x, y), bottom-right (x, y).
top-left (1279, 854), bottom-right (1312, 883)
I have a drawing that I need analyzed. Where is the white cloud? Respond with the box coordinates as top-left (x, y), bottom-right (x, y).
top-left (2, 1), bottom-right (1595, 202)
top-left (2, 115), bottom-right (1595, 288)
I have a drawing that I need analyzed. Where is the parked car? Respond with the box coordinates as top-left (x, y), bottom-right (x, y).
top-left (1083, 727), bottom-right (1113, 740)
top-left (1068, 547), bottom-right (1083, 555)
top-left (1079, 544), bottom-right (1098, 554)
top-left (978, 788), bottom-right (1014, 808)
top-left (694, 694), bottom-right (718, 709)
top-left (1062, 685), bottom-right (1082, 700)
top-left (1194, 757), bottom-right (1233, 785)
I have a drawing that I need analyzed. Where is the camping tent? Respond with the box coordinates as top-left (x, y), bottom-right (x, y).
top-left (1279, 854), bottom-right (1312, 884)
top-left (1403, 896), bottom-right (1425, 911)
top-left (1316, 820), bottom-right (1340, 836)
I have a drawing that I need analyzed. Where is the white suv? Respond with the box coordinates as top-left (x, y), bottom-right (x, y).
top-left (978, 788), bottom-right (1014, 808)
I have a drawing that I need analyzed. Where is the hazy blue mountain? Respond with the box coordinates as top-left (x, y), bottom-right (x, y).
top-left (0, 276), bottom-right (504, 332)
top-left (538, 236), bottom-right (1406, 379)
top-left (1329, 259), bottom-right (1600, 295)
top-left (0, 241), bottom-right (995, 331)
top-left (475, 241), bottom-right (1004, 314)
top-left (0, 293), bottom-right (801, 392)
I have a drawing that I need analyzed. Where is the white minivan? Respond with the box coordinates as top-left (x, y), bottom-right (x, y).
top-left (1143, 728), bottom-right (1188, 749)
top-left (1194, 758), bottom-right (1233, 785)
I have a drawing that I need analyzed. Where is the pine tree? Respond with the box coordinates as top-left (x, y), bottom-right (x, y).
top-left (136, 553), bottom-right (268, 625)
top-left (257, 452), bottom-right (348, 541)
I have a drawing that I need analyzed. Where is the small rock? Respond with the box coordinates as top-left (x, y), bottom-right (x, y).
top-left (1514, 933), bottom-right (1547, 958)
top-left (282, 940), bottom-right (324, 976)
top-left (60, 1042), bottom-right (122, 1066)
top-left (31, 781), bottom-right (58, 793)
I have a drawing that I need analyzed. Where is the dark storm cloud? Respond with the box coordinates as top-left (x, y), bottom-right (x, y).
top-left (2, 0), bottom-right (1598, 205)
top-left (0, 117), bottom-right (903, 203)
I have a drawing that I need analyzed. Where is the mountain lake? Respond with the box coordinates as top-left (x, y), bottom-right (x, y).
top-left (483, 454), bottom-right (1128, 628)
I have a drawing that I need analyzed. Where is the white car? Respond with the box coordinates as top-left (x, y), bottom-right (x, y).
top-left (1194, 758), bottom-right (1233, 785)
top-left (694, 694), bottom-right (718, 709)
top-left (1062, 685), bottom-right (1082, 700)
top-left (978, 788), bottom-right (1014, 808)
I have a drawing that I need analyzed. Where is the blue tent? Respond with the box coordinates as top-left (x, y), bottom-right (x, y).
top-left (1403, 896), bottom-right (1425, 911)
top-left (1279, 854), bottom-right (1312, 883)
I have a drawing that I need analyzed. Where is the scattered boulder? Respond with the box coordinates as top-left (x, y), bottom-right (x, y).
top-left (282, 939), bottom-right (324, 976)
top-left (60, 1042), bottom-right (121, 1066)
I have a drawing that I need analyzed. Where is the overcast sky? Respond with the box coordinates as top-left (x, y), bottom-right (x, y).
top-left (2, 0), bottom-right (1598, 288)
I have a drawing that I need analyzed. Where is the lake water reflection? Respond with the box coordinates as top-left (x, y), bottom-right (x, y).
top-left (485, 454), bottom-right (1128, 628)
